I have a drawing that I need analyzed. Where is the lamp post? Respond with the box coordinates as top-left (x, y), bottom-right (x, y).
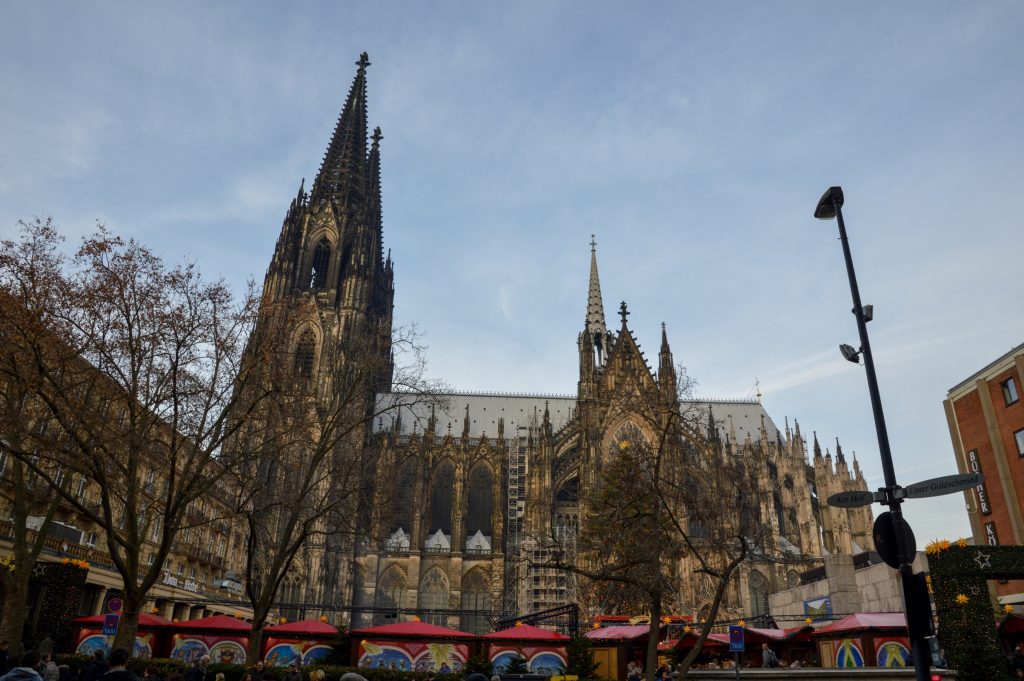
top-left (815, 186), bottom-right (931, 681)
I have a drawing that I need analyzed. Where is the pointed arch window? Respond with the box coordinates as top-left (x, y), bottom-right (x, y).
top-left (460, 569), bottom-right (491, 633)
top-left (748, 569), bottom-right (770, 620)
top-left (418, 568), bottom-right (449, 625)
top-left (294, 329), bottom-right (316, 378)
top-left (310, 238), bottom-right (331, 290)
top-left (373, 567), bottom-right (406, 625)
top-left (465, 462), bottom-right (494, 543)
top-left (428, 460), bottom-right (455, 537)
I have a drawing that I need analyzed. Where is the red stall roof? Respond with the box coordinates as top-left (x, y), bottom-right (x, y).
top-left (483, 624), bottom-right (569, 641)
top-left (265, 619), bottom-right (339, 636)
top-left (350, 620), bottom-right (476, 639)
top-left (175, 614), bottom-right (252, 632)
top-left (74, 613), bottom-right (172, 628)
top-left (585, 625), bottom-right (652, 641)
top-left (813, 613), bottom-right (906, 635)
top-left (1001, 614), bottom-right (1024, 634)
top-left (657, 634), bottom-right (726, 651)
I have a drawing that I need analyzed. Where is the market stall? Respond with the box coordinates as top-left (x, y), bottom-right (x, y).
top-left (585, 625), bottom-right (656, 680)
top-left (72, 612), bottom-right (172, 658)
top-left (483, 623), bottom-right (569, 674)
top-left (811, 613), bottom-right (910, 668)
top-left (263, 619), bottom-right (339, 667)
top-left (170, 614), bottom-right (251, 665)
top-left (350, 620), bottom-right (477, 672)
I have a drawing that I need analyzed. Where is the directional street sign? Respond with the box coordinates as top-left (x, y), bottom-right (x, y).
top-left (903, 473), bottom-right (984, 499)
top-left (728, 625), bottom-right (745, 652)
top-left (827, 490), bottom-right (875, 508)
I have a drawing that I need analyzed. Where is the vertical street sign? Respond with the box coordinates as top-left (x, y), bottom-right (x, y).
top-left (728, 625), bottom-right (744, 652)
top-left (102, 613), bottom-right (120, 636)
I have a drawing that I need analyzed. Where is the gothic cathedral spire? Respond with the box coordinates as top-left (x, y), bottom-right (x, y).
top-left (311, 52), bottom-right (371, 207)
top-left (586, 235), bottom-right (608, 363)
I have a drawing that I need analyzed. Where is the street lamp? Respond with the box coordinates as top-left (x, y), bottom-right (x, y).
top-left (815, 186), bottom-right (932, 681)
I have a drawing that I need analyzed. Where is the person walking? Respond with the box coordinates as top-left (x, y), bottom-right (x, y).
top-left (0, 651), bottom-right (44, 681)
top-left (760, 643), bottom-right (779, 668)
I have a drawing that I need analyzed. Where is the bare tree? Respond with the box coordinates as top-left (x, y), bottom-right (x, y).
top-left (227, 305), bottom-right (446, 662)
top-left (0, 218), bottom-right (268, 649)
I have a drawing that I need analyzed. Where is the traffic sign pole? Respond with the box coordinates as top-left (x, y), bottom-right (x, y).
top-left (818, 187), bottom-right (931, 681)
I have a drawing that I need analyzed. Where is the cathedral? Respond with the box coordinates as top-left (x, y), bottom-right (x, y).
top-left (253, 54), bottom-right (875, 631)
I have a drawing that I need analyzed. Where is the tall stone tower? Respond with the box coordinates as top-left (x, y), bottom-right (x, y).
top-left (256, 52), bottom-right (395, 608)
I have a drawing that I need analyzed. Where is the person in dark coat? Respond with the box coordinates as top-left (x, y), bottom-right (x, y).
top-left (98, 649), bottom-right (136, 681)
top-left (81, 652), bottom-right (108, 681)
top-left (282, 665), bottom-right (300, 681)
top-left (0, 651), bottom-right (43, 681)
top-left (0, 642), bottom-right (10, 674)
top-left (185, 657), bottom-right (209, 681)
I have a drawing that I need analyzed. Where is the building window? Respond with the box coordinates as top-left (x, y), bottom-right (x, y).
top-left (1003, 378), bottom-right (1020, 406)
top-left (1003, 376), bottom-right (1019, 403)
top-left (294, 330), bottom-right (316, 378)
top-left (309, 238), bottom-right (331, 290)
top-left (1016, 428), bottom-right (1024, 457)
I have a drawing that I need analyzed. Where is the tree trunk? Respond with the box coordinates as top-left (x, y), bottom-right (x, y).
top-left (247, 619), bottom-right (266, 664)
top-left (645, 590), bottom-right (661, 681)
top-left (111, 590), bottom-right (142, 652)
top-left (0, 570), bottom-right (30, 655)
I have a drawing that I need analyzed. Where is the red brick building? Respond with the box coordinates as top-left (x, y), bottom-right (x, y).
top-left (945, 343), bottom-right (1024, 601)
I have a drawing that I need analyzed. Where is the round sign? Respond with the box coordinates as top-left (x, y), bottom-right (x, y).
top-left (107, 598), bottom-right (123, 613)
top-left (872, 511), bottom-right (916, 570)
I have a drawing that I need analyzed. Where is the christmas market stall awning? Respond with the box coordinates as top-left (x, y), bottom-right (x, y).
top-left (811, 613), bottom-right (907, 636)
top-left (350, 620), bottom-right (477, 639)
top-left (584, 625), bottom-right (652, 641)
top-left (74, 613), bottom-right (173, 628)
top-left (483, 624), bottom-right (569, 641)
top-left (174, 613), bottom-right (252, 632)
top-left (265, 619), bottom-right (340, 636)
top-left (657, 634), bottom-right (727, 651)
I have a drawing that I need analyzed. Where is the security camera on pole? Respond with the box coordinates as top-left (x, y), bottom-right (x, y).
top-left (814, 186), bottom-right (973, 681)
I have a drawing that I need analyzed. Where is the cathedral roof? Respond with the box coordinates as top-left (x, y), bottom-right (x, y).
top-left (374, 391), bottom-right (779, 443)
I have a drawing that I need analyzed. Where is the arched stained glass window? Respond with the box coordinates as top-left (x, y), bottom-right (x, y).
top-left (748, 569), bottom-right (769, 619)
top-left (429, 460), bottom-right (454, 535)
top-left (373, 567), bottom-right (406, 625)
top-left (418, 568), bottom-right (449, 625)
top-left (466, 462), bottom-right (493, 538)
top-left (310, 238), bottom-right (331, 289)
top-left (460, 569), bottom-right (491, 633)
top-left (294, 329), bottom-right (316, 378)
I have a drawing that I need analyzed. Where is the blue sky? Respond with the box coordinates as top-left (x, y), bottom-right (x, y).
top-left (3, 2), bottom-right (1023, 544)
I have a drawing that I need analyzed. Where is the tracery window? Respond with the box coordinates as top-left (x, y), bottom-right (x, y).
top-left (310, 238), bottom-right (331, 289)
top-left (294, 329), bottom-right (316, 378)
top-left (373, 567), bottom-right (406, 625)
top-left (748, 569), bottom-right (769, 619)
top-left (466, 462), bottom-right (493, 538)
top-left (428, 460), bottom-right (454, 536)
top-left (460, 569), bottom-right (491, 634)
top-left (418, 568), bottom-right (449, 625)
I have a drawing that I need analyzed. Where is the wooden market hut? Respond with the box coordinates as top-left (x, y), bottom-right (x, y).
top-left (657, 632), bottom-right (727, 668)
top-left (170, 613), bottom-right (252, 664)
top-left (585, 625), bottom-right (656, 680)
top-left (349, 620), bottom-right (477, 672)
top-left (263, 619), bottom-right (340, 667)
top-left (483, 623), bottom-right (570, 674)
top-left (811, 613), bottom-right (910, 668)
top-left (72, 612), bottom-right (173, 657)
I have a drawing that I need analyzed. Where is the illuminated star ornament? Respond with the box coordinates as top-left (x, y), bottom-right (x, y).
top-left (974, 551), bottom-right (992, 569)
